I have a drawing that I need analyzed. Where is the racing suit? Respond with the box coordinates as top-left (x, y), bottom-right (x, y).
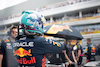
top-left (0, 38), bottom-right (17, 67)
top-left (85, 43), bottom-right (96, 63)
top-left (12, 36), bottom-right (63, 67)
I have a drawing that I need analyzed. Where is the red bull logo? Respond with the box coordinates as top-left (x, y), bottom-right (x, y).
top-left (53, 25), bottom-right (73, 32)
top-left (92, 47), bottom-right (95, 50)
top-left (91, 47), bottom-right (96, 53)
top-left (4, 39), bottom-right (10, 42)
top-left (14, 57), bottom-right (36, 64)
top-left (13, 47), bottom-right (32, 57)
top-left (47, 25), bottom-right (73, 34)
top-left (13, 47), bottom-right (36, 64)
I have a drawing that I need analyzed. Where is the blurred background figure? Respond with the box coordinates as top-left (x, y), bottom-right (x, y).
top-left (73, 40), bottom-right (83, 67)
top-left (0, 26), bottom-right (18, 67)
top-left (63, 39), bottom-right (77, 67)
top-left (95, 44), bottom-right (99, 55)
top-left (97, 44), bottom-right (100, 55)
top-left (84, 38), bottom-right (96, 63)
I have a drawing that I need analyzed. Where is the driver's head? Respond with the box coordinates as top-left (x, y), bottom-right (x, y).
top-left (86, 38), bottom-right (91, 44)
top-left (20, 10), bottom-right (46, 36)
top-left (64, 39), bottom-right (72, 44)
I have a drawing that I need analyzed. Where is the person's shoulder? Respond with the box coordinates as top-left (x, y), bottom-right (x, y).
top-left (14, 40), bottom-right (20, 43)
top-left (78, 44), bottom-right (81, 47)
top-left (3, 38), bottom-right (10, 42)
top-left (1, 37), bottom-right (10, 43)
top-left (90, 43), bottom-right (95, 47)
top-left (78, 44), bottom-right (82, 48)
top-left (28, 36), bottom-right (46, 43)
top-left (90, 44), bottom-right (95, 47)
top-left (34, 37), bottom-right (46, 41)
top-left (0, 38), bottom-right (9, 46)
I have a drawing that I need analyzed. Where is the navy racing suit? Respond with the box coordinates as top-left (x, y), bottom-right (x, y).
top-left (12, 36), bottom-right (63, 67)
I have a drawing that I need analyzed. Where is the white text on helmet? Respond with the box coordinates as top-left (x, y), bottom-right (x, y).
top-left (27, 19), bottom-right (42, 28)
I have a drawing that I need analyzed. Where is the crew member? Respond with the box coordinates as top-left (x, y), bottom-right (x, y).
top-left (0, 26), bottom-right (18, 67)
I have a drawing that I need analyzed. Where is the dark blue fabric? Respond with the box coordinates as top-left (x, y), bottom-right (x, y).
top-left (0, 40), bottom-right (6, 67)
top-left (0, 38), bottom-right (16, 67)
top-left (0, 40), bottom-right (5, 54)
top-left (76, 44), bottom-right (83, 65)
top-left (12, 37), bottom-right (63, 67)
top-left (77, 44), bottom-right (83, 54)
top-left (64, 44), bottom-right (74, 62)
top-left (77, 56), bottom-right (82, 65)
top-left (86, 43), bottom-right (96, 61)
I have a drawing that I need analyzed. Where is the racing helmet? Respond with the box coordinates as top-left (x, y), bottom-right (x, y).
top-left (20, 10), bottom-right (46, 36)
